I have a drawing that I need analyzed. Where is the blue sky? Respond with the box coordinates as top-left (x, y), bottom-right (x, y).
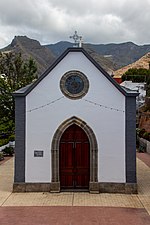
top-left (0, 0), bottom-right (150, 48)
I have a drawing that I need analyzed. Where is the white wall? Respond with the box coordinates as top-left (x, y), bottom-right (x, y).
top-left (121, 81), bottom-right (146, 106)
top-left (0, 142), bottom-right (15, 151)
top-left (26, 51), bottom-right (125, 183)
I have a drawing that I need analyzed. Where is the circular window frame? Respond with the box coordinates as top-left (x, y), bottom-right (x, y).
top-left (60, 70), bottom-right (89, 100)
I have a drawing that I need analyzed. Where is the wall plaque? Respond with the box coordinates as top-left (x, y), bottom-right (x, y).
top-left (34, 150), bottom-right (44, 157)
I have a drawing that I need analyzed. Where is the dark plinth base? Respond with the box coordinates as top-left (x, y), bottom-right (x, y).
top-left (13, 182), bottom-right (137, 194)
top-left (89, 182), bottom-right (137, 194)
top-left (99, 182), bottom-right (138, 194)
top-left (13, 183), bottom-right (51, 192)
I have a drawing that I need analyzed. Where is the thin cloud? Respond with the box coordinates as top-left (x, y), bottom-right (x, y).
top-left (0, 0), bottom-right (150, 48)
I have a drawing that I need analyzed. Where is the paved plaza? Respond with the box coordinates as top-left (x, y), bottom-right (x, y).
top-left (0, 154), bottom-right (150, 224)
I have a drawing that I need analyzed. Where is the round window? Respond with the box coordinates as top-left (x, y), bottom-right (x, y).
top-left (60, 71), bottom-right (89, 99)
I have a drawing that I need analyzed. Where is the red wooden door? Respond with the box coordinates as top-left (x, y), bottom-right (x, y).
top-left (60, 124), bottom-right (90, 189)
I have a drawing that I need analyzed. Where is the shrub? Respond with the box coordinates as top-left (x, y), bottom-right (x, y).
top-left (8, 134), bottom-right (15, 142)
top-left (139, 129), bottom-right (146, 138)
top-left (0, 139), bottom-right (8, 147)
top-left (0, 152), bottom-right (4, 161)
top-left (143, 132), bottom-right (150, 141)
top-left (137, 128), bottom-right (150, 142)
top-left (2, 147), bottom-right (14, 156)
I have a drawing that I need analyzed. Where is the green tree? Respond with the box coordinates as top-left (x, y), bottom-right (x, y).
top-left (0, 52), bottom-right (37, 136)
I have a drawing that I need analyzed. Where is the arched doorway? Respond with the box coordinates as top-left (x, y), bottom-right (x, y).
top-left (51, 116), bottom-right (98, 192)
top-left (60, 124), bottom-right (90, 189)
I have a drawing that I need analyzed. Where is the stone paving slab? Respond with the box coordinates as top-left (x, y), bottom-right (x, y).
top-left (138, 195), bottom-right (150, 216)
top-left (73, 193), bottom-right (143, 207)
top-left (0, 192), bottom-right (11, 206)
top-left (3, 192), bottom-right (74, 206)
top-left (137, 159), bottom-right (150, 196)
top-left (137, 152), bottom-right (150, 167)
top-left (0, 156), bottom-right (150, 216)
top-left (136, 157), bottom-right (150, 215)
top-left (0, 157), bottom-right (13, 207)
top-left (0, 157), bottom-right (13, 193)
top-left (3, 192), bottom-right (143, 208)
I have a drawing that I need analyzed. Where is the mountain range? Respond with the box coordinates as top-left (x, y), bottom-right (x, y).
top-left (47, 41), bottom-right (150, 69)
top-left (114, 52), bottom-right (150, 77)
top-left (1, 36), bottom-right (150, 76)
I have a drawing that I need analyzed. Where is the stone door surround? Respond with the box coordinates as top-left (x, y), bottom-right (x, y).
top-left (51, 116), bottom-right (98, 192)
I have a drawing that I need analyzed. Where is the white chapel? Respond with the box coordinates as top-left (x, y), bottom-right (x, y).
top-left (13, 45), bottom-right (138, 193)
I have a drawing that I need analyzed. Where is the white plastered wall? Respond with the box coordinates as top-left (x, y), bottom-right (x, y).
top-left (26, 51), bottom-right (125, 183)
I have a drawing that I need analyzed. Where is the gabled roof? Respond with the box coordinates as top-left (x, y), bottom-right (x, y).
top-left (14, 48), bottom-right (139, 97)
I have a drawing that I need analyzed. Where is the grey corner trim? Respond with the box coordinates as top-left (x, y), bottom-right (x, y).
top-left (13, 48), bottom-right (139, 97)
top-left (51, 116), bottom-right (98, 185)
top-left (14, 96), bottom-right (26, 182)
top-left (125, 96), bottom-right (137, 183)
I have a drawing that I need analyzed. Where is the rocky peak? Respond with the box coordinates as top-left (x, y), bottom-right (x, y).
top-left (1, 36), bottom-right (56, 76)
top-left (10, 36), bottom-right (41, 49)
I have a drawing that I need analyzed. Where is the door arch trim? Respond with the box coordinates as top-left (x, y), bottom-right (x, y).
top-left (51, 116), bottom-right (98, 189)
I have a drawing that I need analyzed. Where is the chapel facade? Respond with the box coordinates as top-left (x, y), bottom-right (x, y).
top-left (13, 48), bottom-right (138, 193)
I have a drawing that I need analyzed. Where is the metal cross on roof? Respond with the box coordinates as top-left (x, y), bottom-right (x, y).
top-left (70, 31), bottom-right (83, 48)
